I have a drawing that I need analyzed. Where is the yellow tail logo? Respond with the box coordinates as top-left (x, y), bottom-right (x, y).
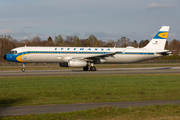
top-left (158, 32), bottom-right (168, 39)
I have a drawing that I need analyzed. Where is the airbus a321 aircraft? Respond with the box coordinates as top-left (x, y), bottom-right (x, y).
top-left (4, 26), bottom-right (170, 72)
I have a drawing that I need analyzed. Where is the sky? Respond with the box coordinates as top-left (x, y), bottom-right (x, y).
top-left (0, 0), bottom-right (179, 42)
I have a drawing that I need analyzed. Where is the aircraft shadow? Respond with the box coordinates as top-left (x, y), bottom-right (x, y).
top-left (154, 67), bottom-right (172, 70)
top-left (71, 67), bottom-right (172, 72)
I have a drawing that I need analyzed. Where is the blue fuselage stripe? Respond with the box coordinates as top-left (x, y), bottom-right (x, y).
top-left (8, 51), bottom-right (155, 55)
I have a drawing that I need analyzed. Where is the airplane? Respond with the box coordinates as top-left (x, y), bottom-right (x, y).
top-left (4, 26), bottom-right (170, 72)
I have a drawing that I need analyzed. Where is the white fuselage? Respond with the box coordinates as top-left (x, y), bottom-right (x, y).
top-left (6, 46), bottom-right (163, 64)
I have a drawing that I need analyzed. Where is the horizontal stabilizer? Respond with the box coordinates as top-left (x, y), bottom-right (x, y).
top-left (156, 50), bottom-right (171, 55)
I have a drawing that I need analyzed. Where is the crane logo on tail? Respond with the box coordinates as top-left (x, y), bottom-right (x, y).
top-left (158, 32), bottom-right (168, 39)
top-left (154, 32), bottom-right (168, 39)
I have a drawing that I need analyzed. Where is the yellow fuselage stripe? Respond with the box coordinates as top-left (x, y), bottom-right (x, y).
top-left (16, 55), bottom-right (26, 62)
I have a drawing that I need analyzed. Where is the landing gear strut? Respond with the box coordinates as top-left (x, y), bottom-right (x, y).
top-left (90, 63), bottom-right (96, 71)
top-left (22, 63), bottom-right (26, 72)
top-left (83, 63), bottom-right (96, 71)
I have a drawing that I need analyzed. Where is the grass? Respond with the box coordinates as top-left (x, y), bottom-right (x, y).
top-left (2, 104), bottom-right (180, 120)
top-left (0, 74), bottom-right (180, 107)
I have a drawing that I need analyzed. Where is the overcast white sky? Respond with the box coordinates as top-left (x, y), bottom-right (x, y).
top-left (0, 0), bottom-right (179, 42)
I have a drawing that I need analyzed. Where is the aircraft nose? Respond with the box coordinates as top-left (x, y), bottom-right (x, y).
top-left (4, 54), bottom-right (6, 60)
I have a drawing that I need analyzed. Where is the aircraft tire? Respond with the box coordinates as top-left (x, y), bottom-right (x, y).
top-left (90, 66), bottom-right (96, 71)
top-left (83, 66), bottom-right (89, 71)
top-left (22, 68), bottom-right (25, 72)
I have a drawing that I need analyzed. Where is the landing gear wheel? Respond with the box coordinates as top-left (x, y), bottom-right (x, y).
top-left (83, 66), bottom-right (89, 71)
top-left (90, 66), bottom-right (96, 71)
top-left (22, 63), bottom-right (26, 72)
top-left (22, 68), bottom-right (25, 72)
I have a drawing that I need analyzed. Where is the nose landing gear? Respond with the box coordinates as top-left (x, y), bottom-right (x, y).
top-left (22, 63), bottom-right (26, 72)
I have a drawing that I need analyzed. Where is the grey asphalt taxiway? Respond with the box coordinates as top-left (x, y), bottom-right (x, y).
top-left (1, 100), bottom-right (180, 116)
top-left (0, 67), bottom-right (180, 76)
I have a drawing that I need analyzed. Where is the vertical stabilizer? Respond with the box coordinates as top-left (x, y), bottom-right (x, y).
top-left (144, 26), bottom-right (170, 50)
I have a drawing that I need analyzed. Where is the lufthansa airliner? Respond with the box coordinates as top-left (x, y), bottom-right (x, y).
top-left (4, 26), bottom-right (170, 72)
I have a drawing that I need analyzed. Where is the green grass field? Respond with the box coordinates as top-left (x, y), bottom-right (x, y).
top-left (1, 74), bottom-right (180, 119)
top-left (2, 104), bottom-right (180, 120)
top-left (1, 74), bottom-right (180, 107)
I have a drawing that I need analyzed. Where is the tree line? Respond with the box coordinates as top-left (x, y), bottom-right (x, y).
top-left (0, 34), bottom-right (180, 62)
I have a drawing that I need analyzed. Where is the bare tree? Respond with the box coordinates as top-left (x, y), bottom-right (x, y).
top-left (168, 39), bottom-right (180, 55)
top-left (54, 35), bottom-right (64, 46)
top-left (106, 39), bottom-right (115, 47)
top-left (72, 35), bottom-right (81, 47)
top-left (64, 36), bottom-right (73, 46)
top-left (132, 40), bottom-right (138, 48)
top-left (86, 35), bottom-right (101, 47)
top-left (31, 36), bottom-right (42, 46)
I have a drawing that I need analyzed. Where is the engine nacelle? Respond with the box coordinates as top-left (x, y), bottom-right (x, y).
top-left (68, 59), bottom-right (87, 67)
top-left (59, 63), bottom-right (69, 67)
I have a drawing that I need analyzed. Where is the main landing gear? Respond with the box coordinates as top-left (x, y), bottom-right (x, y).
top-left (90, 66), bottom-right (96, 71)
top-left (22, 63), bottom-right (26, 72)
top-left (83, 66), bottom-right (89, 71)
top-left (83, 63), bottom-right (96, 71)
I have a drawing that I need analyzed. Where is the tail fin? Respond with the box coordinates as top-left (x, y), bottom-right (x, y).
top-left (144, 26), bottom-right (170, 50)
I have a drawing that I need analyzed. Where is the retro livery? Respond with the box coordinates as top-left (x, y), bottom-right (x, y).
top-left (4, 26), bottom-right (170, 72)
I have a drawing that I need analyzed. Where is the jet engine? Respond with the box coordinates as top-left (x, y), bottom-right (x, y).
top-left (68, 59), bottom-right (87, 67)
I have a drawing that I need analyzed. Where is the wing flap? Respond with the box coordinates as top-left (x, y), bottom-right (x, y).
top-left (72, 51), bottom-right (122, 60)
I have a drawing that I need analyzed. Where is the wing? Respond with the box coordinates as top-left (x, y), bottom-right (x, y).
top-left (72, 51), bottom-right (122, 60)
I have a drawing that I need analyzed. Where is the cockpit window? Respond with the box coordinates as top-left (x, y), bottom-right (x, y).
top-left (9, 51), bottom-right (17, 54)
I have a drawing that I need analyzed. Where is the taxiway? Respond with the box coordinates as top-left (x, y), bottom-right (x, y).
top-left (1, 100), bottom-right (180, 116)
top-left (0, 67), bottom-right (180, 76)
